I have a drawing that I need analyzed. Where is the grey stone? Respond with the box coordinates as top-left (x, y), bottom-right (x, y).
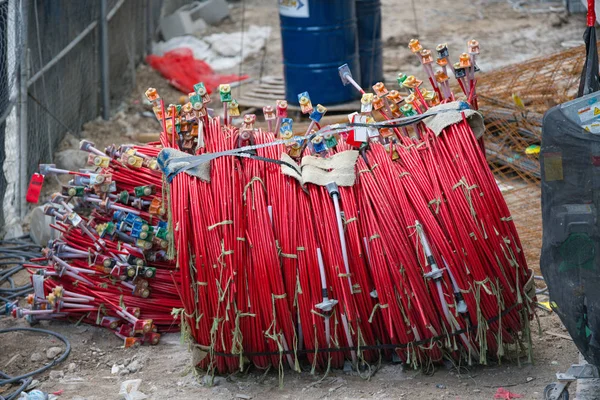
top-left (46, 347), bottom-right (63, 359)
top-left (127, 360), bottom-right (141, 373)
top-left (54, 149), bottom-right (88, 172)
top-left (30, 352), bottom-right (43, 362)
top-left (112, 363), bottom-right (127, 375)
top-left (68, 363), bottom-right (77, 373)
top-left (29, 206), bottom-right (57, 246)
top-left (58, 133), bottom-right (81, 150)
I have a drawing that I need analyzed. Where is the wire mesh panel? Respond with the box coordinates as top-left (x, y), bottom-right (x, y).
top-left (25, 0), bottom-right (100, 178)
top-left (472, 45), bottom-right (588, 271)
top-left (23, 0), bottom-right (157, 181)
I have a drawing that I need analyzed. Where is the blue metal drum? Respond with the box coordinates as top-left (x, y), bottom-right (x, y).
top-left (356, 0), bottom-right (383, 88)
top-left (279, 0), bottom-right (360, 105)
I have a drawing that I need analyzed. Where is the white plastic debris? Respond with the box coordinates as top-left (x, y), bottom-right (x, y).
top-left (119, 379), bottom-right (148, 400)
top-left (152, 25), bottom-right (272, 71)
top-left (18, 390), bottom-right (58, 400)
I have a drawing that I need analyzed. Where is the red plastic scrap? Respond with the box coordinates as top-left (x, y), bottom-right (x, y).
top-left (146, 49), bottom-right (248, 94)
top-left (494, 388), bottom-right (523, 399)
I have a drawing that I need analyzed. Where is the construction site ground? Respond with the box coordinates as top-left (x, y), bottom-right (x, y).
top-left (1, 0), bottom-right (592, 399)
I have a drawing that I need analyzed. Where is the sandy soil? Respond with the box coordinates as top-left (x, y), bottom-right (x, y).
top-left (2, 0), bottom-right (594, 399)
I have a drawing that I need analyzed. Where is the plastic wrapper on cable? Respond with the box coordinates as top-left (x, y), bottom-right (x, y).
top-left (151, 38), bottom-right (537, 380)
top-left (15, 142), bottom-right (183, 348)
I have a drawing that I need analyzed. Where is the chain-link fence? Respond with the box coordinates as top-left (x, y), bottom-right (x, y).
top-left (0, 0), bottom-right (163, 236)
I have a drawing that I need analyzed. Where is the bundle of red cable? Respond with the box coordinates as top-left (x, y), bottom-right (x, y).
top-left (159, 85), bottom-right (535, 377)
top-left (14, 143), bottom-right (183, 348)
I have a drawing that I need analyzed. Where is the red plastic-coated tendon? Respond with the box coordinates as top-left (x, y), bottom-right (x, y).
top-left (162, 106), bottom-right (534, 374)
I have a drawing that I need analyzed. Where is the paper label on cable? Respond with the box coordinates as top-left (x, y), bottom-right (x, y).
top-left (353, 115), bottom-right (370, 142)
top-left (68, 212), bottom-right (82, 226)
top-left (365, 116), bottom-right (379, 138)
top-left (32, 274), bottom-right (45, 299)
top-left (279, 0), bottom-right (309, 18)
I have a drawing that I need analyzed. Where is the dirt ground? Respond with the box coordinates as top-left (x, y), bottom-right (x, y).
top-left (3, 0), bottom-right (595, 399)
top-left (0, 309), bottom-right (580, 400)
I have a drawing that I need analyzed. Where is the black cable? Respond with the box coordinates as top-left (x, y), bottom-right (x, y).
top-left (0, 238), bottom-right (42, 315)
top-left (0, 377), bottom-right (32, 400)
top-left (0, 327), bottom-right (70, 399)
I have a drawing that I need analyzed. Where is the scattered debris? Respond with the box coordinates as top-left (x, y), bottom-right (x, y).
top-left (159, 2), bottom-right (207, 41)
top-left (5, 353), bottom-right (21, 367)
top-left (494, 387), bottom-right (523, 399)
top-left (192, 0), bottom-right (229, 26)
top-left (112, 364), bottom-right (127, 375)
top-left (26, 380), bottom-right (40, 391)
top-left (152, 26), bottom-right (271, 71)
top-left (17, 390), bottom-right (59, 400)
top-left (48, 370), bottom-right (64, 380)
top-left (110, 359), bottom-right (144, 376)
top-left (127, 360), bottom-right (141, 374)
top-left (202, 375), bottom-right (225, 387)
top-left (146, 49), bottom-right (248, 94)
top-left (546, 331), bottom-right (573, 341)
top-left (119, 379), bottom-right (147, 400)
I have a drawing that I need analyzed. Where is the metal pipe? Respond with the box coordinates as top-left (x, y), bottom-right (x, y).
top-left (27, 21), bottom-right (97, 86)
top-left (106, 0), bottom-right (125, 21)
top-left (19, 0), bottom-right (29, 219)
top-left (99, 0), bottom-right (110, 120)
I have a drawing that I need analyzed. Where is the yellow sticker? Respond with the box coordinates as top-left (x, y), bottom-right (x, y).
top-left (544, 152), bottom-right (564, 181)
top-left (594, 107), bottom-right (600, 116)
